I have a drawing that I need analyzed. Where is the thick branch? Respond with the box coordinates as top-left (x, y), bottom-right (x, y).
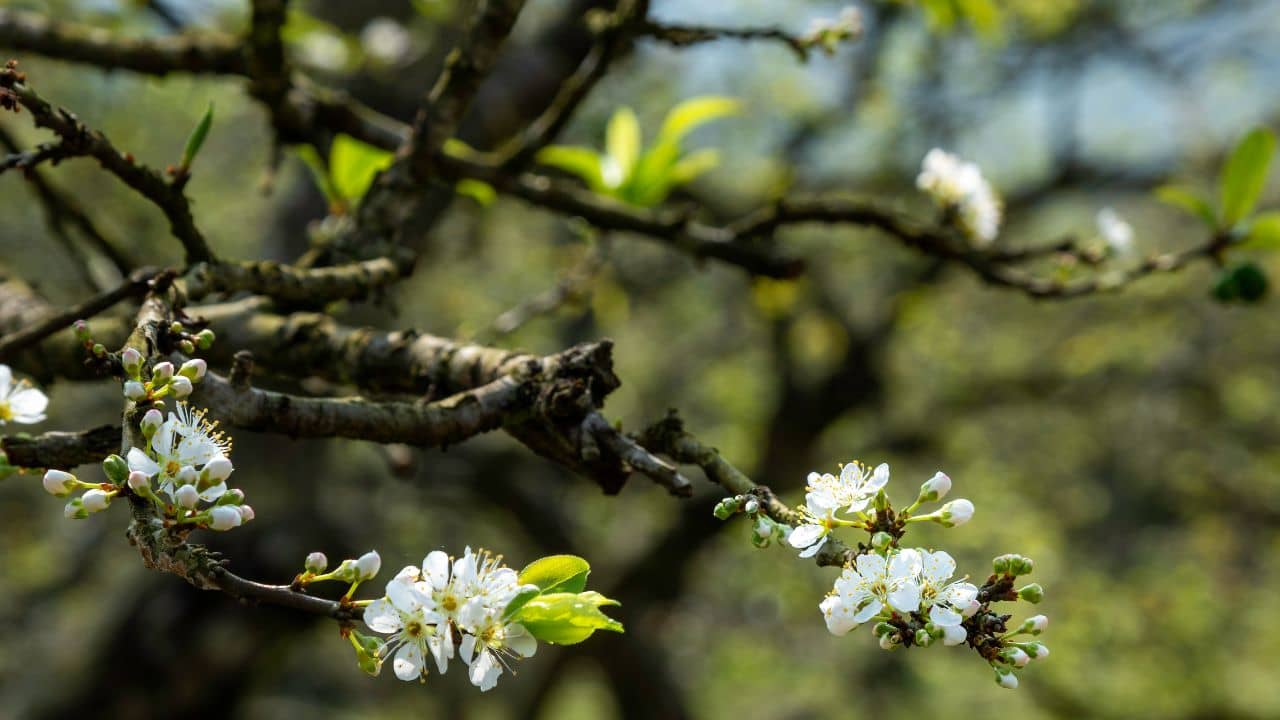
top-left (0, 425), bottom-right (119, 469)
top-left (0, 268), bottom-right (159, 361)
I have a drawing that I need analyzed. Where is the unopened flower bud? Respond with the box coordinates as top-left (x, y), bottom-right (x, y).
top-left (332, 559), bottom-right (358, 582)
top-left (202, 456), bottom-right (234, 484)
top-left (174, 484), bottom-right (199, 509)
top-left (994, 667), bottom-right (1019, 689)
top-left (713, 495), bottom-right (744, 520)
top-left (941, 624), bottom-right (967, 646)
top-left (101, 454), bottom-right (129, 485)
top-left (918, 471), bottom-right (951, 503)
top-left (123, 380), bottom-right (147, 401)
top-left (872, 488), bottom-right (889, 512)
top-left (215, 488), bottom-right (245, 506)
top-left (178, 339), bottom-right (195, 355)
top-left (208, 505), bottom-right (243, 531)
top-left (237, 505), bottom-right (255, 523)
top-left (878, 632), bottom-right (901, 650)
top-left (1017, 583), bottom-right (1044, 604)
top-left (1011, 555), bottom-right (1034, 576)
top-left (355, 550), bottom-right (381, 580)
top-left (170, 321), bottom-right (185, 334)
top-left (1020, 641), bottom-right (1049, 660)
top-left (175, 465), bottom-right (198, 487)
top-left (873, 621), bottom-right (896, 638)
top-left (1024, 614), bottom-right (1049, 635)
top-left (64, 497), bottom-right (89, 519)
top-left (305, 551), bottom-right (329, 573)
top-left (169, 376), bottom-right (193, 399)
top-left (127, 470), bottom-right (150, 495)
top-left (914, 628), bottom-right (933, 647)
top-left (871, 531), bottom-right (893, 551)
top-left (73, 320), bottom-right (92, 343)
top-left (937, 498), bottom-right (974, 527)
top-left (81, 488), bottom-right (112, 513)
top-left (121, 347), bottom-right (143, 378)
top-left (42, 469), bottom-right (77, 497)
top-left (743, 499), bottom-right (759, 514)
top-left (178, 358), bottom-right (206, 382)
top-left (141, 408), bottom-right (163, 437)
top-left (195, 329), bottom-right (216, 349)
top-left (1001, 647), bottom-right (1031, 668)
top-left (92, 343), bottom-right (107, 357)
top-left (151, 362), bottom-right (174, 384)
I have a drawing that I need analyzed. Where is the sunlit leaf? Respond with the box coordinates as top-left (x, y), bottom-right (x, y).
top-left (329, 134), bottom-right (394, 202)
top-left (180, 102), bottom-right (214, 170)
top-left (537, 145), bottom-right (606, 191)
top-left (455, 179), bottom-right (496, 206)
top-left (514, 591), bottom-right (624, 645)
top-left (296, 145), bottom-right (343, 208)
top-left (1220, 127), bottom-right (1276, 227)
top-left (655, 96), bottom-right (741, 150)
top-left (1239, 211), bottom-right (1280, 250)
top-left (517, 554), bottom-right (590, 594)
top-left (1154, 184), bottom-right (1217, 228)
top-left (668, 148), bottom-right (722, 185)
top-left (605, 107), bottom-right (641, 185)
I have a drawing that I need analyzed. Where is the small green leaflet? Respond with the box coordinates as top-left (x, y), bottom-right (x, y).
top-left (180, 103), bottom-right (215, 170)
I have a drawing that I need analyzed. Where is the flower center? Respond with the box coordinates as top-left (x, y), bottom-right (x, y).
top-left (0, 400), bottom-right (11, 422)
top-left (441, 595), bottom-right (458, 612)
top-left (870, 581), bottom-right (887, 597)
top-left (405, 621), bottom-right (424, 638)
top-left (165, 460), bottom-right (181, 476)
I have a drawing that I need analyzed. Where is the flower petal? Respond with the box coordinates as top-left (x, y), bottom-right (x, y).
top-left (392, 641), bottom-right (424, 681)
top-left (423, 550), bottom-right (451, 590)
top-left (507, 623), bottom-right (537, 658)
top-left (788, 524), bottom-right (825, 549)
top-left (798, 534), bottom-right (827, 559)
top-left (921, 550), bottom-right (955, 586)
top-left (363, 598), bottom-right (402, 634)
top-left (852, 597), bottom-right (883, 624)
top-left (855, 552), bottom-right (886, 580)
top-left (8, 387), bottom-right (48, 419)
top-left (888, 580), bottom-right (921, 613)
top-left (126, 447), bottom-right (161, 476)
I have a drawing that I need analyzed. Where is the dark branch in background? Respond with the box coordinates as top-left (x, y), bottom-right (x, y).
top-left (0, 9), bottom-right (246, 76)
top-left (179, 254), bottom-right (412, 304)
top-left (0, 123), bottom-right (135, 282)
top-left (636, 18), bottom-right (811, 61)
top-left (0, 65), bottom-right (216, 264)
top-left (0, 425), bottom-right (118, 470)
top-left (0, 267), bottom-right (158, 361)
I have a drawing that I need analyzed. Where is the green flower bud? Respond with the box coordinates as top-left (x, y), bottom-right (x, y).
top-left (871, 531), bottom-right (893, 551)
top-left (170, 321), bottom-right (185, 334)
top-left (914, 628), bottom-right (934, 647)
top-left (1017, 583), bottom-right (1044, 604)
top-left (872, 488), bottom-right (889, 512)
top-left (994, 666), bottom-right (1019, 689)
top-left (101, 454), bottom-right (129, 486)
top-left (196, 329), bottom-right (216, 349)
top-left (91, 343), bottom-right (107, 357)
top-left (215, 488), bottom-right (245, 505)
top-left (873, 622), bottom-right (896, 638)
top-left (993, 554), bottom-right (1013, 575)
top-left (64, 497), bottom-right (89, 520)
top-left (120, 347), bottom-right (143, 378)
top-left (713, 495), bottom-right (744, 520)
top-left (305, 551), bottom-right (329, 573)
top-left (73, 320), bottom-right (92, 344)
top-left (178, 339), bottom-right (196, 355)
top-left (1011, 556), bottom-right (1034, 576)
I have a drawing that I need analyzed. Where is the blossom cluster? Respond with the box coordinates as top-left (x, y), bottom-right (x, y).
top-left (718, 460), bottom-right (1049, 689)
top-left (916, 149), bottom-right (1003, 246)
top-left (361, 547), bottom-right (538, 690)
top-left (0, 363), bottom-right (48, 426)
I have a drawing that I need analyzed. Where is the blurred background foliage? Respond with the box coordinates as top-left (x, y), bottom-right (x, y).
top-left (2, 0), bottom-right (1280, 718)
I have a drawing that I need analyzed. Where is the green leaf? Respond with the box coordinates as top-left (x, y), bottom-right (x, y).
top-left (514, 591), bottom-right (624, 645)
top-left (180, 103), bottom-right (215, 170)
top-left (329, 134), bottom-right (394, 202)
top-left (1239, 211), bottom-right (1280, 250)
top-left (0, 452), bottom-right (16, 482)
top-left (1154, 184), bottom-right (1217, 228)
top-left (655, 96), bottom-right (741, 150)
top-left (455, 179), bottom-right (496, 206)
top-left (296, 145), bottom-right (343, 208)
top-left (442, 138), bottom-right (480, 160)
top-left (1219, 127), bottom-right (1276, 227)
top-left (501, 586), bottom-right (542, 621)
top-left (624, 141), bottom-right (681, 206)
top-left (668, 148), bottom-right (721, 185)
top-left (956, 0), bottom-right (1005, 39)
top-left (536, 145), bottom-right (606, 191)
top-left (605, 107), bottom-right (641, 186)
top-left (518, 554), bottom-right (590, 594)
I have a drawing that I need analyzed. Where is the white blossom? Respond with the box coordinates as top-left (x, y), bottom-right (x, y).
top-left (1026, 614), bottom-right (1049, 634)
top-left (916, 149), bottom-right (1002, 246)
top-left (364, 566), bottom-right (452, 681)
top-left (919, 471), bottom-right (951, 502)
top-left (819, 550), bottom-right (922, 635)
top-left (127, 402), bottom-right (232, 504)
top-left (361, 18), bottom-right (413, 65)
top-left (996, 667), bottom-right (1019, 689)
top-left (208, 505), bottom-right (242, 531)
top-left (1097, 207), bottom-right (1135, 257)
top-left (458, 602), bottom-right (537, 692)
top-left (941, 623), bottom-right (967, 646)
top-left (356, 550), bottom-right (382, 581)
top-left (0, 364), bottom-right (48, 425)
top-left (789, 462), bottom-right (889, 558)
top-left (81, 488), bottom-right (112, 513)
top-left (938, 498), bottom-right (975, 527)
top-left (914, 549), bottom-right (979, 627)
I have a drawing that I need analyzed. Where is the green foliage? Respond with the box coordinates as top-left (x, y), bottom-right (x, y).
top-left (1219, 128), bottom-right (1276, 227)
top-left (514, 591), bottom-right (624, 645)
top-left (1212, 262), bottom-right (1269, 303)
top-left (1239, 211), bottom-right (1280, 250)
top-left (329, 135), bottom-right (395, 204)
top-left (911, 0), bottom-right (1005, 39)
top-left (503, 555), bottom-right (623, 644)
top-left (180, 103), bottom-right (214, 170)
top-left (537, 96), bottom-right (741, 207)
top-left (1154, 184), bottom-right (1217, 228)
